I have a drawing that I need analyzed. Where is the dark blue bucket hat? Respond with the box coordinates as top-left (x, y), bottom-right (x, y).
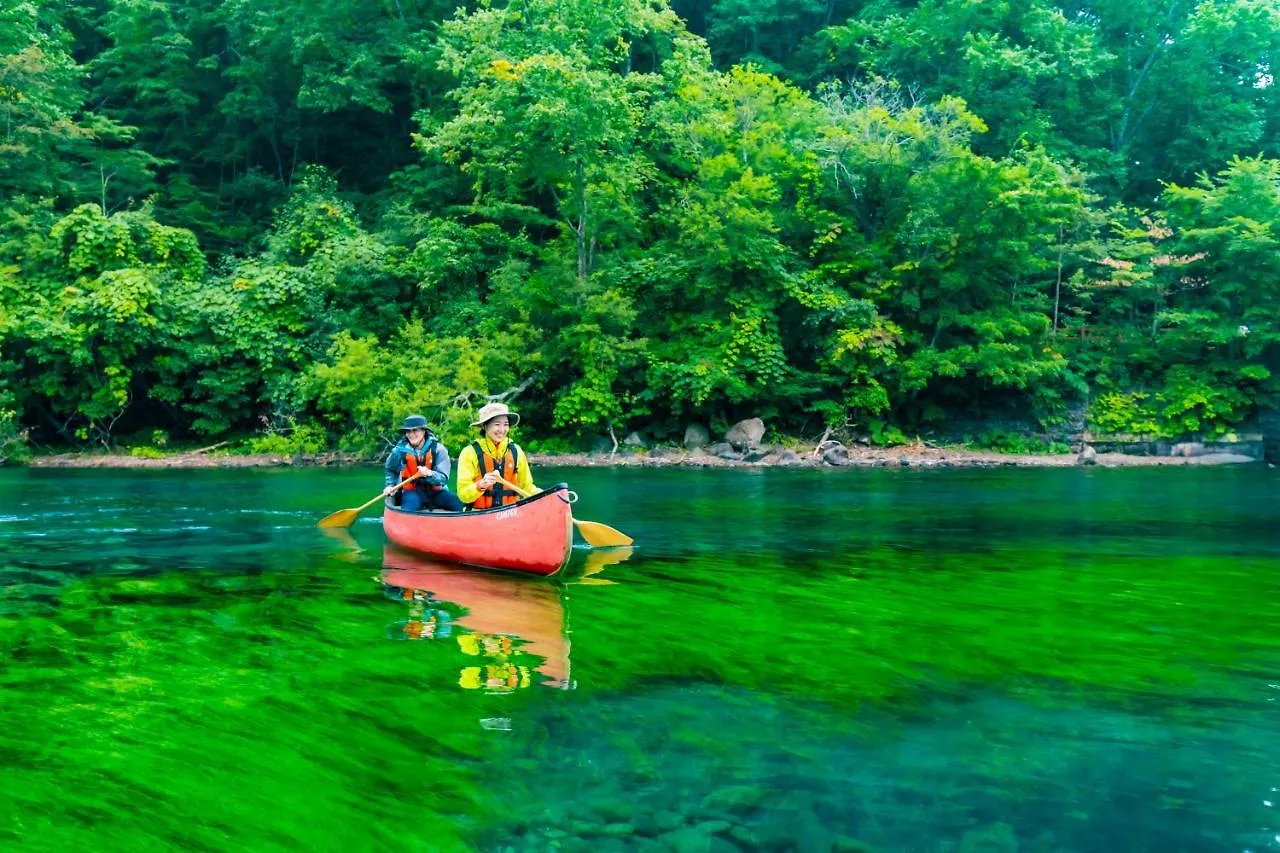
top-left (400, 414), bottom-right (430, 432)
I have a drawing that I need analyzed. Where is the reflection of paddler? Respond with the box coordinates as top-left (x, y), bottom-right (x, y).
top-left (457, 633), bottom-right (514, 656)
top-left (382, 545), bottom-right (570, 688)
top-left (458, 661), bottom-right (532, 692)
top-left (383, 585), bottom-right (455, 641)
top-left (400, 612), bottom-right (449, 640)
top-left (455, 634), bottom-right (531, 693)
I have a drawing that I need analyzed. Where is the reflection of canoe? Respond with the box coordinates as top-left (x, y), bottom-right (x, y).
top-left (382, 484), bottom-right (574, 576)
top-left (381, 546), bottom-right (569, 688)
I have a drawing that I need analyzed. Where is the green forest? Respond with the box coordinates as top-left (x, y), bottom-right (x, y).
top-left (2, 0), bottom-right (1279, 459)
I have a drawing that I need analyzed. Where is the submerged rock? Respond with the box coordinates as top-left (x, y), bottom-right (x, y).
top-left (632, 839), bottom-right (667, 853)
top-left (660, 825), bottom-right (726, 853)
top-left (959, 822), bottom-right (1019, 853)
top-left (601, 822), bottom-right (633, 837)
top-left (700, 785), bottom-right (768, 815)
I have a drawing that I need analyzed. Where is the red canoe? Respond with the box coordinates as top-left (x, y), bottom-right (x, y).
top-left (382, 484), bottom-right (574, 576)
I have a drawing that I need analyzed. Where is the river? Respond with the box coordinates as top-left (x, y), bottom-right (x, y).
top-left (1, 465), bottom-right (1277, 852)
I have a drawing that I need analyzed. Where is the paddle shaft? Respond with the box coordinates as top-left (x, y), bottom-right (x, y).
top-left (316, 472), bottom-right (422, 528)
top-left (374, 471), bottom-right (424, 505)
top-left (495, 475), bottom-right (533, 499)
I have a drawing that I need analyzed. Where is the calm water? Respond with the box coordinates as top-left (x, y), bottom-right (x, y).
top-left (1, 465), bottom-right (1278, 852)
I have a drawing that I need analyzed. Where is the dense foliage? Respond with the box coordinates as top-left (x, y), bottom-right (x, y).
top-left (2, 0), bottom-right (1278, 457)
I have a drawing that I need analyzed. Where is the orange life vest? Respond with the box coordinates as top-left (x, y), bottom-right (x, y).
top-left (400, 441), bottom-right (441, 492)
top-left (469, 441), bottom-right (521, 509)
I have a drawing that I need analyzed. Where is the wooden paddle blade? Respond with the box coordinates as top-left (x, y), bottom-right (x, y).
top-left (573, 519), bottom-right (633, 548)
top-left (317, 508), bottom-right (360, 529)
top-left (318, 482), bottom-right (406, 528)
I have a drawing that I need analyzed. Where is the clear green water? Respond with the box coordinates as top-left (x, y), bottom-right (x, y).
top-left (1, 466), bottom-right (1278, 852)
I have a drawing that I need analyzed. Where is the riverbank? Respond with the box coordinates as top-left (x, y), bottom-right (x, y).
top-left (23, 444), bottom-right (1265, 469)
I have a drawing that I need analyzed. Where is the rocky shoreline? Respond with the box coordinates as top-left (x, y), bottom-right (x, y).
top-left (531, 445), bottom-right (1263, 469)
top-left (23, 444), bottom-right (1265, 470)
top-left (21, 415), bottom-right (1271, 469)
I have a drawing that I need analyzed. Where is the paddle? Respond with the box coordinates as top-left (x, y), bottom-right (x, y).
top-left (495, 476), bottom-right (633, 548)
top-left (317, 473), bottom-right (422, 529)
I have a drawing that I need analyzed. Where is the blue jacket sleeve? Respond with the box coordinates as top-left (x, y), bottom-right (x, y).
top-left (431, 441), bottom-right (452, 483)
top-left (384, 448), bottom-right (402, 488)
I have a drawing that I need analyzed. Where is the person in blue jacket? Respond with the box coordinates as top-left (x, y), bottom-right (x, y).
top-left (382, 415), bottom-right (464, 512)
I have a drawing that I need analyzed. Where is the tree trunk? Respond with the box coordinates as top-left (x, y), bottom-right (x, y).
top-left (1113, 0), bottom-right (1180, 152)
top-left (1052, 225), bottom-right (1064, 335)
top-left (576, 161), bottom-right (588, 281)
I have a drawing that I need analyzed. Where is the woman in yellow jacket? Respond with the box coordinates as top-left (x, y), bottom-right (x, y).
top-left (455, 402), bottom-right (538, 510)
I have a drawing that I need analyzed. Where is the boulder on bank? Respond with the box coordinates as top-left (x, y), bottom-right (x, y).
top-left (725, 418), bottom-right (766, 451)
top-left (1184, 452), bottom-right (1257, 465)
top-left (683, 424), bottom-right (711, 450)
top-left (707, 442), bottom-right (742, 460)
top-left (822, 443), bottom-right (851, 466)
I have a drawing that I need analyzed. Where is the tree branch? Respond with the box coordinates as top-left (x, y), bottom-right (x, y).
top-left (812, 425), bottom-right (833, 458)
top-left (448, 375), bottom-right (538, 408)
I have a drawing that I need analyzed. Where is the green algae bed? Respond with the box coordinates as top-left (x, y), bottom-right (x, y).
top-left (1, 465), bottom-right (1276, 852)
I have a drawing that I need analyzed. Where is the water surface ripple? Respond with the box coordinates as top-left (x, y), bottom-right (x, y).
top-left (0, 465), bottom-right (1276, 852)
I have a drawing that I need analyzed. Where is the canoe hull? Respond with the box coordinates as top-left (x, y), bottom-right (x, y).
top-left (382, 485), bottom-right (574, 576)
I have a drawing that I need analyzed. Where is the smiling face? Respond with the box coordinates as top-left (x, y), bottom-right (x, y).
top-left (405, 427), bottom-right (427, 448)
top-left (483, 416), bottom-right (510, 445)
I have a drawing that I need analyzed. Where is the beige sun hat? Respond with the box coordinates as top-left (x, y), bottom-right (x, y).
top-left (470, 402), bottom-right (521, 428)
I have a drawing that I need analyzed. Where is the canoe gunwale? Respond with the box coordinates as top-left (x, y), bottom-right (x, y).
top-left (382, 482), bottom-right (572, 517)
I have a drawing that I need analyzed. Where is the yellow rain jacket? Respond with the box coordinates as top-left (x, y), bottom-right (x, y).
top-left (455, 437), bottom-right (537, 507)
